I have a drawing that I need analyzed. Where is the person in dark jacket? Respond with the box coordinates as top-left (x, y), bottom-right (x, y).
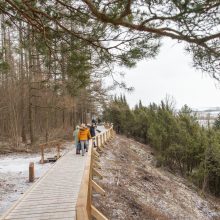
top-left (90, 123), bottom-right (96, 147)
top-left (92, 118), bottom-right (96, 125)
top-left (90, 124), bottom-right (96, 137)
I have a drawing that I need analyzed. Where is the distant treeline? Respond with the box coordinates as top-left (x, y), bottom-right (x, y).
top-left (103, 96), bottom-right (220, 196)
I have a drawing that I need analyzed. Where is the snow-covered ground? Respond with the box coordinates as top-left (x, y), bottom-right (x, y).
top-left (0, 153), bottom-right (52, 215)
top-left (193, 109), bottom-right (219, 128)
top-left (96, 125), bottom-right (106, 133)
top-left (197, 119), bottom-right (215, 127)
top-left (0, 142), bottom-right (73, 215)
top-left (0, 154), bottom-right (52, 176)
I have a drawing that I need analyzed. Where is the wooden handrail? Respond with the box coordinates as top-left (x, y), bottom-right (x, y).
top-left (39, 139), bottom-right (63, 164)
top-left (76, 126), bottom-right (114, 220)
top-left (76, 139), bottom-right (92, 220)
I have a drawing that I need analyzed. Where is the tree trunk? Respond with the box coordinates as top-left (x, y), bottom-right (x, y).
top-left (28, 25), bottom-right (35, 144)
top-left (19, 21), bottom-right (27, 143)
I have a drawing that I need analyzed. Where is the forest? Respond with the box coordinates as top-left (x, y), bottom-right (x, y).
top-left (0, 5), bottom-right (110, 147)
top-left (0, 1), bottom-right (219, 146)
top-left (103, 96), bottom-right (220, 196)
top-left (0, 18), bottom-right (109, 147)
top-left (0, 0), bottom-right (220, 196)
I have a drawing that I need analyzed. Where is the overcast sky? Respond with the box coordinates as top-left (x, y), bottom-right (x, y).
top-left (114, 39), bottom-right (220, 110)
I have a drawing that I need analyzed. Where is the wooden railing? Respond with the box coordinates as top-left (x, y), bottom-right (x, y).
top-left (76, 126), bottom-right (114, 220)
top-left (39, 139), bottom-right (63, 164)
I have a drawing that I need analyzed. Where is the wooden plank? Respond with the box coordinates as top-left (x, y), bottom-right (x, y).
top-left (93, 155), bottom-right (100, 162)
top-left (93, 168), bottom-right (103, 179)
top-left (10, 207), bottom-right (75, 216)
top-left (97, 146), bottom-right (104, 153)
top-left (5, 210), bottom-right (76, 220)
top-left (91, 205), bottom-right (108, 220)
top-left (92, 180), bottom-right (105, 196)
top-left (0, 149), bottom-right (87, 220)
top-left (93, 161), bottom-right (101, 169)
top-left (93, 149), bottom-right (100, 157)
top-left (76, 207), bottom-right (89, 220)
top-left (10, 203), bottom-right (75, 212)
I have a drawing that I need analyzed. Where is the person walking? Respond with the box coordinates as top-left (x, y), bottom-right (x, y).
top-left (92, 118), bottom-right (96, 125)
top-left (90, 123), bottom-right (96, 147)
top-left (78, 123), bottom-right (91, 156)
top-left (73, 125), bottom-right (80, 154)
top-left (85, 124), bottom-right (92, 152)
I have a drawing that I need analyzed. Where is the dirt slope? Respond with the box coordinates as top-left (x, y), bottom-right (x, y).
top-left (93, 135), bottom-right (220, 220)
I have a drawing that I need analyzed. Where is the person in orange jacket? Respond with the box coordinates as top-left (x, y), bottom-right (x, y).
top-left (78, 123), bottom-right (91, 156)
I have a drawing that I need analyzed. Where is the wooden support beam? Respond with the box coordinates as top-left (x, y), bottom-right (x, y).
top-left (76, 207), bottom-right (89, 220)
top-left (100, 143), bottom-right (105, 148)
top-left (93, 168), bottom-right (103, 179)
top-left (97, 147), bottom-right (104, 153)
top-left (105, 133), bottom-right (107, 143)
top-left (93, 155), bottom-right (100, 162)
top-left (91, 205), bottom-right (108, 220)
top-left (93, 161), bottom-right (101, 169)
top-left (93, 149), bottom-right (100, 157)
top-left (106, 140), bottom-right (110, 143)
top-left (101, 134), bottom-right (105, 146)
top-left (92, 180), bottom-right (105, 196)
top-left (39, 139), bottom-right (63, 164)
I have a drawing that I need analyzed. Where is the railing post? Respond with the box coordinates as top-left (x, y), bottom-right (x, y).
top-left (101, 134), bottom-right (103, 146)
top-left (97, 135), bottom-right (99, 148)
top-left (29, 162), bottom-right (35, 182)
top-left (106, 132), bottom-right (108, 142)
top-left (95, 136), bottom-right (98, 148)
top-left (103, 133), bottom-right (106, 144)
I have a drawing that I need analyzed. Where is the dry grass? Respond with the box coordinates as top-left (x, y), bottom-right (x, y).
top-left (93, 135), bottom-right (220, 220)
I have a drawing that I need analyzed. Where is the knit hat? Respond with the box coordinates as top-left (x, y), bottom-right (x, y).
top-left (80, 123), bottom-right (86, 128)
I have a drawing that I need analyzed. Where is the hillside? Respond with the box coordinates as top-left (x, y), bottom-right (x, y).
top-left (93, 135), bottom-right (220, 220)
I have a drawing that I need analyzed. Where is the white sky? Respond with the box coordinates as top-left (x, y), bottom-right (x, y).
top-left (113, 39), bottom-right (220, 110)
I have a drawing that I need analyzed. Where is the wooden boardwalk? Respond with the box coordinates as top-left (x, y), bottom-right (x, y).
top-left (0, 150), bottom-right (87, 220)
